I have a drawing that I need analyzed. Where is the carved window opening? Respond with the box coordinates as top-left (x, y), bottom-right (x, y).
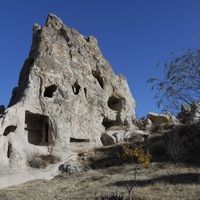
top-left (3, 125), bottom-right (17, 136)
top-left (92, 70), bottom-right (104, 89)
top-left (25, 111), bottom-right (51, 145)
top-left (107, 96), bottom-right (123, 112)
top-left (102, 117), bottom-right (120, 130)
top-left (72, 80), bottom-right (81, 95)
top-left (7, 142), bottom-right (12, 158)
top-left (70, 137), bottom-right (90, 143)
top-left (44, 84), bottom-right (57, 98)
top-left (84, 88), bottom-right (87, 98)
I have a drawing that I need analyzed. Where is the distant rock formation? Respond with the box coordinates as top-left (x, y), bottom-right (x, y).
top-left (178, 102), bottom-right (200, 124)
top-left (0, 14), bottom-right (136, 169)
top-left (147, 112), bottom-right (179, 125)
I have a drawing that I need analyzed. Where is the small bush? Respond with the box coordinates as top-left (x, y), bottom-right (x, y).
top-left (118, 145), bottom-right (152, 168)
top-left (148, 140), bottom-right (166, 158)
top-left (165, 131), bottom-right (187, 163)
top-left (164, 124), bottom-right (196, 163)
top-left (151, 123), bottom-right (166, 134)
top-left (29, 154), bottom-right (60, 169)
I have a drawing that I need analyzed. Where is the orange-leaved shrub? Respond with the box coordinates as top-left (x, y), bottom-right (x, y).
top-left (117, 146), bottom-right (152, 200)
top-left (118, 146), bottom-right (152, 168)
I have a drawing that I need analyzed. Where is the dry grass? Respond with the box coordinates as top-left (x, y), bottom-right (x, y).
top-left (28, 154), bottom-right (60, 169)
top-left (1, 141), bottom-right (200, 200)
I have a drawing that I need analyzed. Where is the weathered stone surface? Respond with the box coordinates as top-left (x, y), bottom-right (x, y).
top-left (101, 126), bottom-right (132, 145)
top-left (0, 13), bottom-right (136, 171)
top-left (132, 118), bottom-right (144, 130)
top-left (168, 112), bottom-right (180, 124)
top-left (132, 118), bottom-right (153, 131)
top-left (147, 112), bottom-right (179, 125)
top-left (143, 118), bottom-right (153, 130)
top-left (190, 102), bottom-right (200, 123)
top-left (147, 112), bottom-right (170, 124)
top-left (59, 159), bottom-right (83, 174)
top-left (101, 126), bottom-right (148, 146)
top-left (181, 104), bottom-right (191, 113)
top-left (178, 102), bottom-right (200, 124)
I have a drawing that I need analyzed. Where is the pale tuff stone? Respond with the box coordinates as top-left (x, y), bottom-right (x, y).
top-left (59, 159), bottom-right (83, 174)
top-left (143, 118), bottom-right (153, 130)
top-left (101, 126), bottom-right (148, 146)
top-left (147, 112), bottom-right (170, 124)
top-left (178, 102), bottom-right (200, 124)
top-left (147, 112), bottom-right (179, 125)
top-left (0, 13), bottom-right (136, 171)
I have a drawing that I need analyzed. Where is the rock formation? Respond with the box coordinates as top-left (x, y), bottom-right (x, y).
top-left (178, 102), bottom-right (200, 124)
top-left (0, 14), bottom-right (136, 170)
top-left (147, 112), bottom-right (179, 125)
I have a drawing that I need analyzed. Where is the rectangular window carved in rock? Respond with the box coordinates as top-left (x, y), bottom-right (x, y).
top-left (25, 111), bottom-right (51, 145)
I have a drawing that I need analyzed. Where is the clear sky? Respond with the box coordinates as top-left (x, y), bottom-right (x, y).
top-left (0, 0), bottom-right (200, 118)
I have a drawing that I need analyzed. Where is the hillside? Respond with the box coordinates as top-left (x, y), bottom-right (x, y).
top-left (1, 124), bottom-right (200, 200)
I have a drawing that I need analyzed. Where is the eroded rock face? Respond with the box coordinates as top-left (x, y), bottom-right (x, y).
top-left (0, 14), bottom-right (136, 169)
top-left (178, 102), bottom-right (200, 124)
top-left (147, 112), bottom-right (179, 125)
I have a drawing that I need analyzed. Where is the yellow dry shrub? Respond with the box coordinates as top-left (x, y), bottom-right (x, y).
top-left (118, 146), bottom-right (152, 168)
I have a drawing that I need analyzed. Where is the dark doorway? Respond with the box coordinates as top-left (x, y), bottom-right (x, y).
top-left (25, 111), bottom-right (50, 145)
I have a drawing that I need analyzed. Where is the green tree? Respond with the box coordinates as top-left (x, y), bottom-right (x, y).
top-left (147, 47), bottom-right (200, 113)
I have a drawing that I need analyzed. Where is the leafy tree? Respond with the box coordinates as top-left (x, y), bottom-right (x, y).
top-left (147, 47), bottom-right (200, 114)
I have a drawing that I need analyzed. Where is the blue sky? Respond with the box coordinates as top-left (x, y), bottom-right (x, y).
top-left (0, 0), bottom-right (200, 117)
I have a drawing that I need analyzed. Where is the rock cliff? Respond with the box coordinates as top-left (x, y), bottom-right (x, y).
top-left (0, 14), bottom-right (136, 169)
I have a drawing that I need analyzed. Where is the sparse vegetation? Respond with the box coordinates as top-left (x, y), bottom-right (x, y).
top-left (28, 154), bottom-right (60, 169)
top-left (147, 45), bottom-right (200, 113)
top-left (1, 124), bottom-right (200, 199)
top-left (165, 127), bottom-right (188, 164)
top-left (164, 124), bottom-right (200, 164)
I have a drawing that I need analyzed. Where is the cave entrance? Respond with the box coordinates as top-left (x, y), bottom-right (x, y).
top-left (72, 80), bottom-right (81, 95)
top-left (102, 117), bottom-right (121, 130)
top-left (3, 125), bottom-right (17, 136)
top-left (25, 111), bottom-right (50, 145)
top-left (107, 96), bottom-right (123, 111)
top-left (69, 137), bottom-right (90, 150)
top-left (44, 84), bottom-right (57, 98)
top-left (70, 137), bottom-right (90, 143)
top-left (92, 70), bottom-right (104, 89)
